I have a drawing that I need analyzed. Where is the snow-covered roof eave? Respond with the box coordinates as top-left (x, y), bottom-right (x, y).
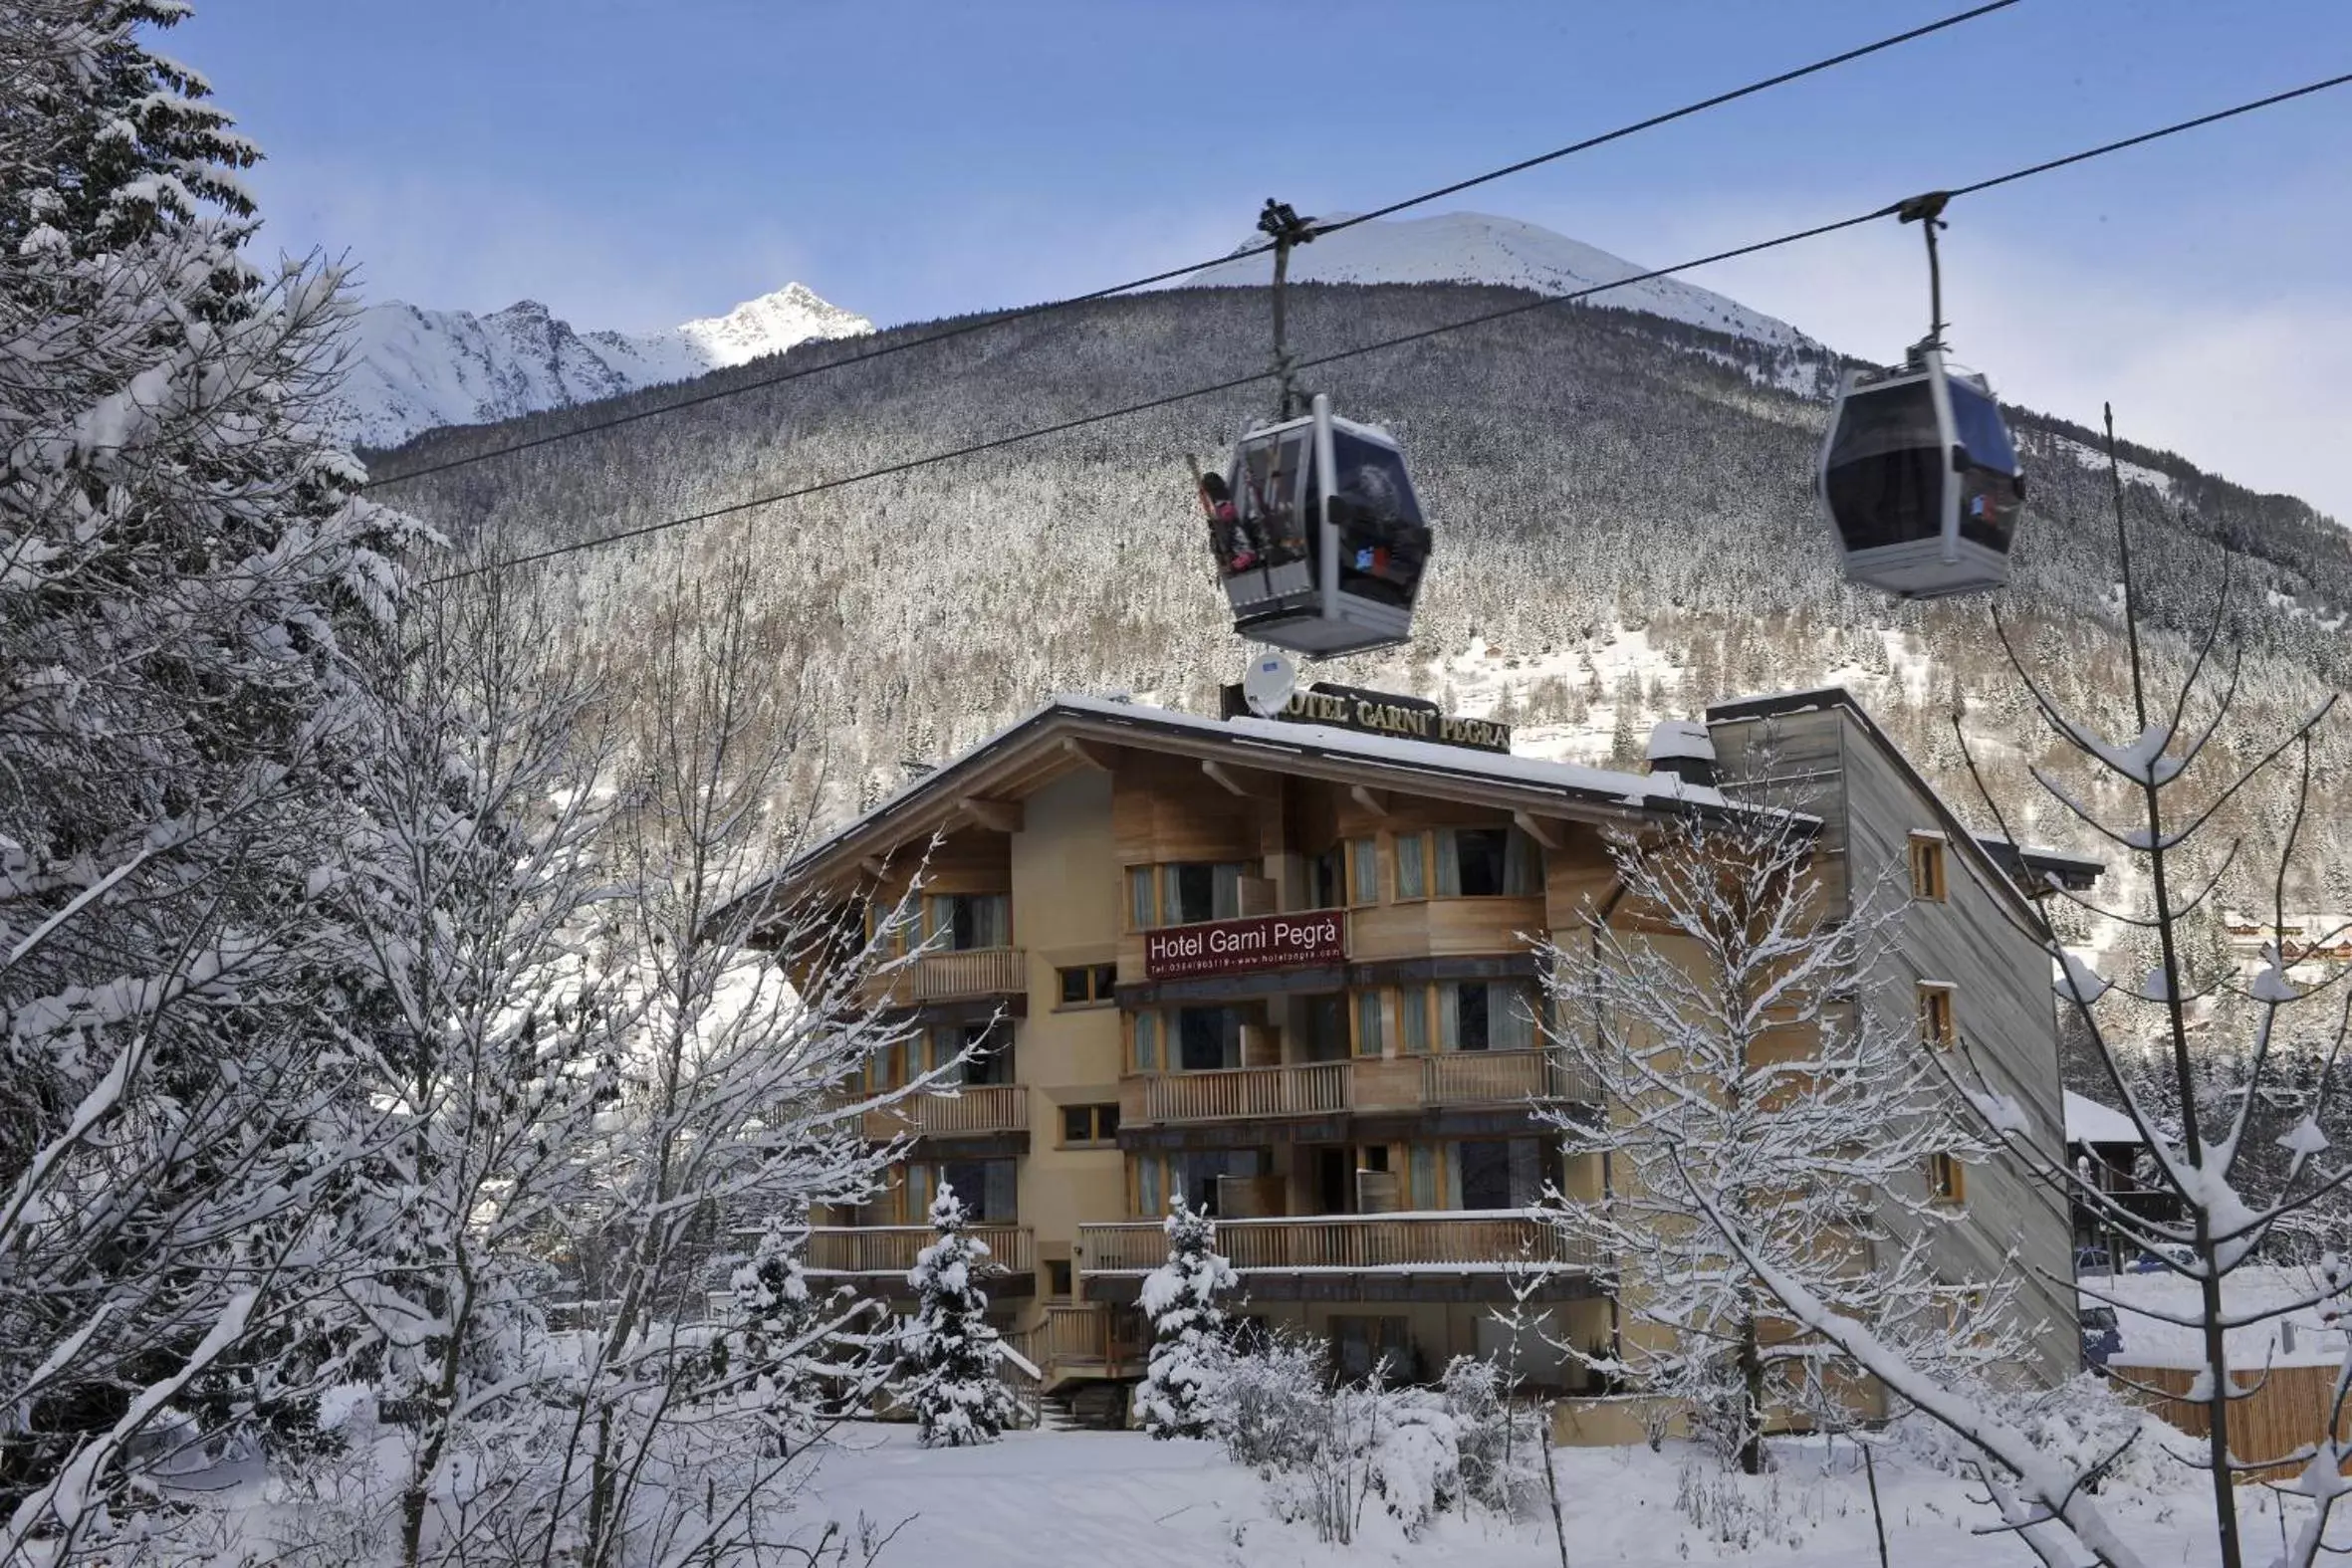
top-left (2064, 1090), bottom-right (2146, 1146)
top-left (766, 692), bottom-right (1808, 900)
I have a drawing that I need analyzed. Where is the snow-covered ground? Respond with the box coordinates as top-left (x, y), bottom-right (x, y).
top-left (2088, 1263), bottom-right (2351, 1370)
top-left (788, 1422), bottom-right (2296, 1567)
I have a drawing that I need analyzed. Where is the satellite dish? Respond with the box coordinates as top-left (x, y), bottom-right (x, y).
top-left (1242, 650), bottom-right (1298, 718)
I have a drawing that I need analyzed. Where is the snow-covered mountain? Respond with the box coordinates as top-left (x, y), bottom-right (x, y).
top-left (1180, 210), bottom-right (1812, 353)
top-left (332, 283), bottom-right (870, 449)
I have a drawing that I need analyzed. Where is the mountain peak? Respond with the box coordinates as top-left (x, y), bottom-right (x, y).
top-left (678, 284), bottom-right (874, 369)
top-left (332, 283), bottom-right (872, 449)
top-left (1180, 210), bottom-right (1812, 352)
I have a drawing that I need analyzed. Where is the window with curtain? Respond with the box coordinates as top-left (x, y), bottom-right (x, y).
top-left (1435, 826), bottom-right (1541, 897)
top-left (1128, 867), bottom-right (1154, 930)
top-left (1160, 1149), bottom-right (1262, 1215)
top-left (1399, 984), bottom-right (1430, 1054)
top-left (1350, 838), bottom-right (1379, 905)
top-left (1305, 844), bottom-right (1344, 910)
top-left (1409, 1143), bottom-right (1439, 1209)
top-left (1453, 1138), bottom-right (1544, 1210)
top-left (928, 892), bottom-right (1010, 950)
top-left (1395, 831), bottom-right (1427, 899)
top-left (929, 1020), bottom-right (1014, 1085)
top-left (1132, 1010), bottom-right (1160, 1071)
top-left (1136, 1154), bottom-right (1164, 1216)
top-left (937, 1158), bottom-right (1018, 1223)
top-left (1353, 990), bottom-right (1384, 1057)
top-left (1175, 1007), bottom-right (1243, 1070)
top-left (1438, 981), bottom-right (1535, 1050)
top-left (903, 1162), bottom-right (934, 1221)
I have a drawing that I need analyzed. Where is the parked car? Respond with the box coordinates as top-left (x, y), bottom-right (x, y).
top-left (2080, 1305), bottom-right (2123, 1370)
top-left (2129, 1243), bottom-right (2197, 1273)
top-left (2074, 1245), bottom-right (2113, 1275)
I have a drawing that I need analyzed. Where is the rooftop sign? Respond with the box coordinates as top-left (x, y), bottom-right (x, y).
top-left (1219, 680), bottom-right (1512, 755)
top-left (1143, 911), bottom-right (1345, 981)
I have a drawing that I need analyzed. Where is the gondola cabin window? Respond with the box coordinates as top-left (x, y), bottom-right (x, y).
top-left (1909, 833), bottom-right (1949, 902)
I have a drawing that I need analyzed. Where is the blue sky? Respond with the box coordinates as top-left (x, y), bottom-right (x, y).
top-left (179, 1), bottom-right (2352, 516)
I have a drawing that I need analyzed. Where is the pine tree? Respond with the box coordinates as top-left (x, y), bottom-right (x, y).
top-left (1, 1), bottom-right (418, 1544)
top-left (900, 1188), bottom-right (1019, 1448)
top-left (1135, 1194), bottom-right (1238, 1440)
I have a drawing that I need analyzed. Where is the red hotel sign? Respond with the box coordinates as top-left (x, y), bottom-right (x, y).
top-left (1143, 912), bottom-right (1346, 980)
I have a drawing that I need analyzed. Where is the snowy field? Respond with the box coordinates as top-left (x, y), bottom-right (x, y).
top-left (785, 1422), bottom-right (2320, 1568)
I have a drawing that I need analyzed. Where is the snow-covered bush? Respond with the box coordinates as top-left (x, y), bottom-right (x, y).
top-left (1438, 1355), bottom-right (1542, 1515)
top-left (900, 1189), bottom-right (1020, 1447)
top-left (1135, 1194), bottom-right (1238, 1439)
top-left (1209, 1327), bottom-right (1328, 1472)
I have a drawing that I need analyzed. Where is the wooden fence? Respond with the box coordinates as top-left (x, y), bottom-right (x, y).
top-left (2111, 1361), bottom-right (2352, 1483)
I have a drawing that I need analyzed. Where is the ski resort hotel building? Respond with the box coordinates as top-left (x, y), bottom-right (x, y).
top-left (756, 684), bottom-right (2098, 1428)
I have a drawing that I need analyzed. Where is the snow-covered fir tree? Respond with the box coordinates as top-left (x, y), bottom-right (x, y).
top-left (0, 0), bottom-right (418, 1546)
top-left (1135, 1193), bottom-right (1238, 1440)
top-left (900, 1188), bottom-right (1020, 1448)
top-left (1539, 787), bottom-right (2017, 1476)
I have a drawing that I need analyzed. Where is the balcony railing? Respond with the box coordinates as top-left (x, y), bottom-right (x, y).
top-left (860, 946), bottom-right (1027, 1008)
top-left (1127, 1048), bottom-right (1591, 1126)
top-left (1143, 1060), bottom-right (1348, 1122)
top-left (861, 1082), bottom-right (1028, 1141)
top-left (806, 1224), bottom-right (1036, 1278)
top-left (1077, 1212), bottom-right (1588, 1275)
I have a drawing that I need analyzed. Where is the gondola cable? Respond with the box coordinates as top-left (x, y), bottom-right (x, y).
top-left (425, 68), bottom-right (2352, 589)
top-left (364, 0), bottom-right (2025, 493)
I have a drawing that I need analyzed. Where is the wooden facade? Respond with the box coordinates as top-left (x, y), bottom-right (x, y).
top-left (753, 692), bottom-right (2082, 1403)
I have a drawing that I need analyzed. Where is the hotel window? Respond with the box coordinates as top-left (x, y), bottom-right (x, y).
top-left (928, 1019), bottom-right (1015, 1086)
top-left (1173, 1006), bottom-right (1244, 1071)
top-left (1136, 1149), bottom-right (1263, 1217)
top-left (1929, 1151), bottom-right (1967, 1205)
top-left (1331, 1315), bottom-right (1415, 1382)
top-left (1306, 844), bottom-right (1345, 910)
top-left (1353, 990), bottom-right (1385, 1057)
top-left (1399, 983), bottom-right (1432, 1054)
top-left (1130, 1009), bottom-right (1160, 1071)
top-left (1917, 984), bottom-right (1956, 1049)
top-left (1395, 831), bottom-right (1427, 899)
top-left (1435, 825), bottom-right (1541, 897)
top-left (1058, 963), bottom-right (1118, 1007)
top-left (1349, 837), bottom-right (1380, 906)
top-left (907, 1157), bottom-right (1018, 1224)
top-left (927, 892), bottom-right (1010, 950)
top-left (1045, 1259), bottom-right (1074, 1298)
top-left (1130, 861), bottom-right (1247, 928)
top-left (1438, 981), bottom-right (1538, 1051)
top-left (1061, 1103), bottom-right (1120, 1146)
top-left (1909, 833), bottom-right (1949, 902)
top-left (1454, 1137), bottom-right (1546, 1210)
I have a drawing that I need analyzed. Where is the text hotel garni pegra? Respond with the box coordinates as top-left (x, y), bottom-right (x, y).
top-left (737, 683), bottom-right (2097, 1432)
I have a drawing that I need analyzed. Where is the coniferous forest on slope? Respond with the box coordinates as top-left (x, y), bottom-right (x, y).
top-left (375, 282), bottom-right (2352, 937)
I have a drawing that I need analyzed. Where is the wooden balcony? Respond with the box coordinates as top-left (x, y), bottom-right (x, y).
top-left (860, 1082), bottom-right (1028, 1141)
top-left (1122, 1048), bottom-right (1592, 1127)
top-left (859, 946), bottom-right (1028, 1008)
top-left (1014, 1301), bottom-right (1146, 1381)
top-left (1138, 1060), bottom-right (1348, 1123)
top-left (806, 1224), bottom-right (1036, 1278)
top-left (1077, 1212), bottom-right (1590, 1276)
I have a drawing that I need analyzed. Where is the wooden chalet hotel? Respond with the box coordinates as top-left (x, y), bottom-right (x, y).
top-left (761, 681), bottom-right (2097, 1427)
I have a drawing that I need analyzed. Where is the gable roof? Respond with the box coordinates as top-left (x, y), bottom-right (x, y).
top-left (769, 693), bottom-right (1771, 901)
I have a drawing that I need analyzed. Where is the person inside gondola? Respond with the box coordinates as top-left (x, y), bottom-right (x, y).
top-left (1198, 470), bottom-right (1257, 573)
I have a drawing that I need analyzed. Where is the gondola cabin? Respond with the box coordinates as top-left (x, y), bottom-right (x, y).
top-left (1204, 394), bottom-right (1431, 658)
top-left (1818, 347), bottom-right (2024, 598)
